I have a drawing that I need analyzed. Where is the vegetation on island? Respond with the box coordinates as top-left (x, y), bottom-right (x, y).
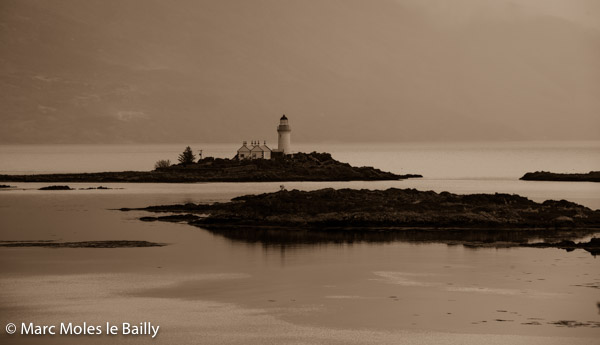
top-left (154, 159), bottom-right (171, 169)
top-left (520, 171), bottom-right (600, 182)
top-left (177, 146), bottom-right (196, 165)
top-left (0, 149), bottom-right (421, 183)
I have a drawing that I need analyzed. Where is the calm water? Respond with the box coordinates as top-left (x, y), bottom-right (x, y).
top-left (1, 141), bottom-right (599, 179)
top-left (0, 142), bottom-right (599, 344)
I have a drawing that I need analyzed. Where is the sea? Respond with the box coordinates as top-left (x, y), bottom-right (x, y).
top-left (0, 141), bottom-right (599, 344)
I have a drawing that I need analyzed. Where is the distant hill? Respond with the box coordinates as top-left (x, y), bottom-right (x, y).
top-left (1, 0), bottom-right (599, 143)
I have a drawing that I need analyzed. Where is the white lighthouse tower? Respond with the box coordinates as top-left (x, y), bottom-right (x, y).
top-left (277, 114), bottom-right (291, 154)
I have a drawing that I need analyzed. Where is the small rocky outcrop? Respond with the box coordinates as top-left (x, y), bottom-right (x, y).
top-left (520, 171), bottom-right (600, 182)
top-left (38, 185), bottom-right (72, 190)
top-left (520, 238), bottom-right (600, 256)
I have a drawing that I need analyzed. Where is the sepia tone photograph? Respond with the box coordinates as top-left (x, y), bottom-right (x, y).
top-left (0, 0), bottom-right (599, 344)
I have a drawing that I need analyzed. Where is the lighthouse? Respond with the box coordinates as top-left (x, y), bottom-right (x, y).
top-left (236, 115), bottom-right (291, 160)
top-left (277, 114), bottom-right (291, 154)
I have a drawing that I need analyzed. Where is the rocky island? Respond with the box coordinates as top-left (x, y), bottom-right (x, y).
top-left (0, 152), bottom-right (420, 183)
top-left (125, 188), bottom-right (600, 254)
top-left (520, 171), bottom-right (600, 182)
top-left (38, 185), bottom-right (72, 190)
top-left (129, 187), bottom-right (600, 230)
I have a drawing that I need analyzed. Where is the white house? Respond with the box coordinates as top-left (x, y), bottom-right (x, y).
top-left (259, 141), bottom-right (272, 159)
top-left (248, 140), bottom-right (271, 159)
top-left (237, 141), bottom-right (251, 159)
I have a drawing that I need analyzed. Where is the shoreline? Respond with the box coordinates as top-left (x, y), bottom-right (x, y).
top-left (126, 187), bottom-right (600, 228)
top-left (0, 152), bottom-right (422, 183)
top-left (123, 187), bottom-right (600, 255)
top-left (0, 240), bottom-right (166, 248)
top-left (0, 172), bottom-right (422, 183)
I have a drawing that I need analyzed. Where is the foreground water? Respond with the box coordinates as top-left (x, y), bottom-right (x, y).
top-left (0, 142), bottom-right (599, 344)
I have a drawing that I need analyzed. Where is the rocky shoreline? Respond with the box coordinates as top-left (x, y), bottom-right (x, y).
top-left (0, 152), bottom-right (421, 183)
top-left (36, 185), bottom-right (119, 190)
top-left (38, 185), bottom-right (72, 190)
top-left (121, 188), bottom-right (600, 255)
top-left (520, 171), bottom-right (600, 182)
top-left (128, 188), bottom-right (600, 230)
top-left (520, 238), bottom-right (600, 256)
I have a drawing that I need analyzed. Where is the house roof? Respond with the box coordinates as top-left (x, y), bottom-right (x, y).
top-left (237, 145), bottom-right (251, 152)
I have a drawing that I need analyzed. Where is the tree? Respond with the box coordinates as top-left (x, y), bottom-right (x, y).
top-left (178, 146), bottom-right (196, 165)
top-left (154, 159), bottom-right (171, 170)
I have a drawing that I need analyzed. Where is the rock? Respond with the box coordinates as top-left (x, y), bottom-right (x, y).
top-left (520, 238), bottom-right (600, 256)
top-left (38, 185), bottom-right (72, 190)
top-left (128, 188), bottom-right (600, 231)
top-left (520, 171), bottom-right (600, 182)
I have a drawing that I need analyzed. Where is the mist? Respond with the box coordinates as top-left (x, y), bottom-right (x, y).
top-left (0, 0), bottom-right (598, 144)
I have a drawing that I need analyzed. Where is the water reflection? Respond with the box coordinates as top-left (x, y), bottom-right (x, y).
top-left (200, 226), bottom-right (600, 251)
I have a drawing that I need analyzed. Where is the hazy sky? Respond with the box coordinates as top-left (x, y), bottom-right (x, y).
top-left (0, 0), bottom-right (598, 144)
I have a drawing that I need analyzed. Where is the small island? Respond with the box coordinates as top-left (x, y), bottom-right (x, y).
top-left (520, 171), bottom-right (600, 182)
top-left (129, 188), bottom-right (600, 230)
top-left (0, 116), bottom-right (420, 183)
top-left (38, 185), bottom-right (72, 190)
top-left (125, 188), bottom-right (600, 254)
top-left (0, 152), bottom-right (420, 183)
